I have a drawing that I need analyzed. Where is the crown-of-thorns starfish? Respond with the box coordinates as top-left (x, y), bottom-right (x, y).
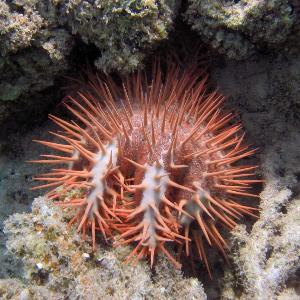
top-left (30, 61), bottom-right (261, 276)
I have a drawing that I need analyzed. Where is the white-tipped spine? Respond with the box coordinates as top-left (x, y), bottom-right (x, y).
top-left (86, 139), bottom-right (118, 219)
top-left (140, 163), bottom-right (169, 248)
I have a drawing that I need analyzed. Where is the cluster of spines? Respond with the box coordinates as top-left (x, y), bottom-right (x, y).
top-left (30, 62), bottom-right (261, 275)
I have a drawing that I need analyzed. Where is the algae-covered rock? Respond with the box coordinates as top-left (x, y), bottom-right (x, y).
top-left (0, 1), bottom-right (72, 102)
top-left (0, 0), bottom-right (179, 128)
top-left (0, 29), bottom-right (73, 103)
top-left (0, 1), bottom-right (73, 130)
top-left (2, 196), bottom-right (206, 299)
top-left (64, 0), bottom-right (179, 73)
top-left (184, 0), bottom-right (299, 59)
top-left (0, 1), bottom-right (43, 56)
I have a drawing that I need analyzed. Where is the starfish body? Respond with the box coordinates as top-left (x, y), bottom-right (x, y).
top-left (30, 62), bottom-right (260, 275)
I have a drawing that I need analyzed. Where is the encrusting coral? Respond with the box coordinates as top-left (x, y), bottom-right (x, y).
top-left (29, 60), bottom-right (261, 275)
top-left (2, 196), bottom-right (207, 300)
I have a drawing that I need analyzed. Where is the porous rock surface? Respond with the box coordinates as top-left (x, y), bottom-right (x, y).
top-left (184, 0), bottom-right (299, 59)
top-left (2, 196), bottom-right (206, 300)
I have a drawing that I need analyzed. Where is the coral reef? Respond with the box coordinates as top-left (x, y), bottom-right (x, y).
top-left (2, 0), bottom-right (299, 131)
top-left (2, 132), bottom-right (300, 298)
top-left (2, 133), bottom-right (299, 299)
top-left (0, 29), bottom-right (299, 299)
top-left (184, 0), bottom-right (299, 59)
top-left (2, 196), bottom-right (206, 299)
